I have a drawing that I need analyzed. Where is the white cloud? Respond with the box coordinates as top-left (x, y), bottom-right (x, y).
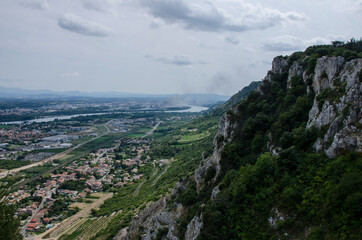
top-left (62, 72), bottom-right (80, 77)
top-left (140, 0), bottom-right (308, 32)
top-left (263, 35), bottom-right (305, 51)
top-left (58, 14), bottom-right (113, 37)
top-left (306, 37), bottom-right (331, 46)
top-left (263, 35), bottom-right (331, 52)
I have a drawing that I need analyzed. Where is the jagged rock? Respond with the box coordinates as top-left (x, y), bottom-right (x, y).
top-left (211, 186), bottom-right (220, 201)
top-left (185, 215), bottom-right (203, 240)
top-left (312, 56), bottom-right (345, 94)
top-left (288, 62), bottom-right (304, 88)
top-left (116, 197), bottom-right (182, 240)
top-left (195, 111), bottom-right (236, 191)
top-left (268, 208), bottom-right (285, 228)
top-left (172, 180), bottom-right (187, 195)
top-left (307, 100), bottom-right (337, 129)
top-left (265, 57), bottom-right (289, 82)
top-left (313, 138), bottom-right (324, 152)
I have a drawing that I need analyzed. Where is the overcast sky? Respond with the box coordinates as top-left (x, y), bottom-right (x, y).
top-left (0, 0), bottom-right (361, 95)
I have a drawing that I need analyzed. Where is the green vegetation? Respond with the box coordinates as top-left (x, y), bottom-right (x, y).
top-left (287, 38), bottom-right (362, 74)
top-left (179, 131), bottom-right (209, 142)
top-left (136, 127), bottom-right (152, 133)
top-left (59, 219), bottom-right (94, 240)
top-left (125, 133), bottom-right (145, 138)
top-left (0, 125), bottom-right (13, 129)
top-left (0, 160), bottom-right (31, 169)
top-left (59, 180), bottom-right (86, 191)
top-left (0, 186), bottom-right (22, 240)
top-left (199, 152), bottom-right (361, 240)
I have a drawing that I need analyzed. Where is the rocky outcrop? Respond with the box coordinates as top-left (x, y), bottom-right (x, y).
top-left (195, 107), bottom-right (240, 191)
top-left (307, 58), bottom-right (362, 157)
top-left (211, 186), bottom-right (220, 201)
top-left (115, 198), bottom-right (183, 240)
top-left (288, 62), bottom-right (304, 88)
top-left (185, 215), bottom-right (203, 240)
top-left (265, 57), bottom-right (289, 82)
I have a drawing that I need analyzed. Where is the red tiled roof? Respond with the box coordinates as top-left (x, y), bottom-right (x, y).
top-left (28, 222), bottom-right (41, 228)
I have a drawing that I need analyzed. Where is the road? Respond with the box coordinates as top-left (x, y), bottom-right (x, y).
top-left (143, 121), bottom-right (161, 138)
top-left (21, 188), bottom-right (56, 236)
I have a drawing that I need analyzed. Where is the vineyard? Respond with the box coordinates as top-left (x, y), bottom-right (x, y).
top-left (59, 211), bottom-right (122, 240)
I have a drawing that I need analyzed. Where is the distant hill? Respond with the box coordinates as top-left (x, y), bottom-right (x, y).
top-left (0, 86), bottom-right (230, 106)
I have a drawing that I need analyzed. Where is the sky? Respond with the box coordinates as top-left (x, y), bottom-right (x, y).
top-left (0, 0), bottom-right (361, 95)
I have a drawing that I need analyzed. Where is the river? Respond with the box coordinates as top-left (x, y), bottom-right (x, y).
top-left (2, 106), bottom-right (209, 124)
top-left (2, 112), bottom-right (110, 125)
top-left (166, 105), bottom-right (209, 113)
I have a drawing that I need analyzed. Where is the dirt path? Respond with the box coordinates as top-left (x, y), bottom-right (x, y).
top-left (32, 192), bottom-right (113, 240)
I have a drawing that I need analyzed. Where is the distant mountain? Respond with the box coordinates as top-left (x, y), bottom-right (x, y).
top-left (208, 80), bottom-right (262, 116)
top-left (0, 86), bottom-right (230, 106)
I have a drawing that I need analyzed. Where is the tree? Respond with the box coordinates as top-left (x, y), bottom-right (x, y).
top-left (0, 186), bottom-right (22, 240)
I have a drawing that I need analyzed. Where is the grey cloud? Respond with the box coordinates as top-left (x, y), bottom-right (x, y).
top-left (81, 0), bottom-right (119, 13)
top-left (18, 0), bottom-right (49, 10)
top-left (146, 55), bottom-right (193, 65)
top-left (0, 78), bottom-right (23, 83)
top-left (140, 0), bottom-right (307, 32)
top-left (82, 0), bottom-right (106, 12)
top-left (225, 36), bottom-right (240, 45)
top-left (207, 72), bottom-right (234, 95)
top-left (58, 14), bottom-right (113, 37)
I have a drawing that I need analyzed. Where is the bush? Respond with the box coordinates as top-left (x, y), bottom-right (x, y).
top-left (205, 166), bottom-right (217, 182)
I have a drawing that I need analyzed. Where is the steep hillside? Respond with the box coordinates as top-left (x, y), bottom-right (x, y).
top-left (209, 81), bottom-right (262, 117)
top-left (118, 40), bottom-right (362, 240)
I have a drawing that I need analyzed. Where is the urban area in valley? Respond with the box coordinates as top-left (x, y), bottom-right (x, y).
top-left (0, 97), bottom-right (214, 240)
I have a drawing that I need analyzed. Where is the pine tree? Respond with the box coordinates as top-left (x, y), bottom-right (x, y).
top-left (0, 186), bottom-right (22, 240)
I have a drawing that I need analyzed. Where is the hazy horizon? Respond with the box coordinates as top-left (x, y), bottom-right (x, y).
top-left (1, 0), bottom-right (361, 95)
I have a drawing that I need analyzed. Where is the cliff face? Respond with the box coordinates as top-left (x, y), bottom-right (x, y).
top-left (307, 57), bottom-right (361, 157)
top-left (265, 56), bottom-right (361, 158)
top-left (117, 47), bottom-right (362, 240)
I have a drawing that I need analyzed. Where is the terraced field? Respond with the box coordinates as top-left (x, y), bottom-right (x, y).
top-left (59, 211), bottom-right (122, 240)
top-left (38, 193), bottom-right (113, 240)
